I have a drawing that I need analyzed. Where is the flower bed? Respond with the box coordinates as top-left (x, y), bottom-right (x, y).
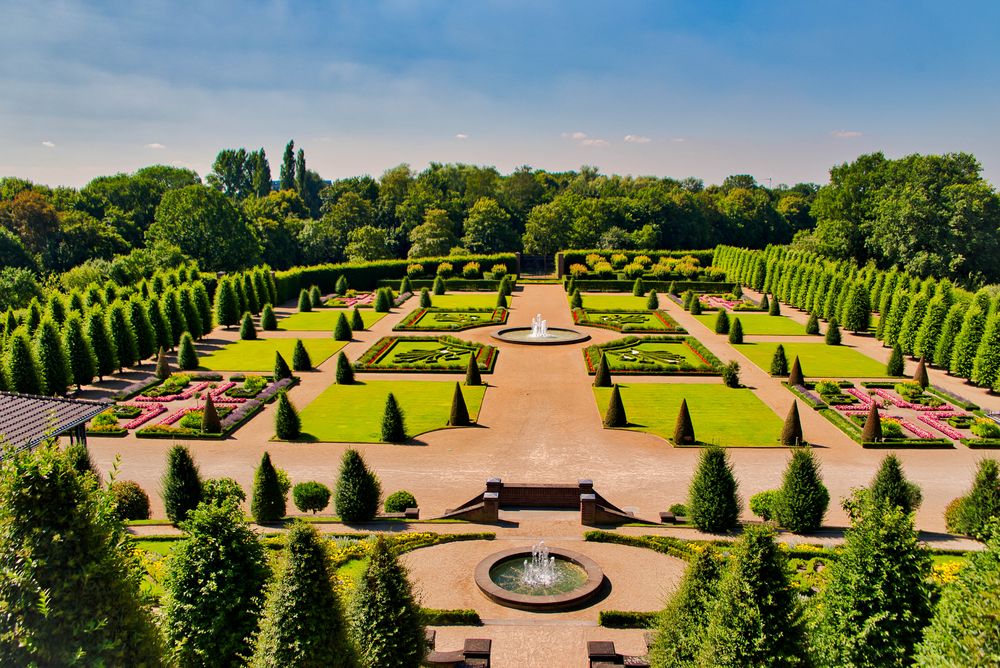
top-left (572, 308), bottom-right (684, 333)
top-left (698, 294), bottom-right (763, 312)
top-left (325, 291), bottom-right (375, 308)
top-left (393, 307), bottom-right (509, 332)
top-left (353, 335), bottom-right (498, 374)
top-left (583, 335), bottom-right (721, 375)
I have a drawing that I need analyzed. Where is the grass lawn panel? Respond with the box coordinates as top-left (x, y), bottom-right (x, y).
top-left (737, 342), bottom-right (887, 378)
top-left (594, 383), bottom-right (783, 447)
top-left (574, 309), bottom-right (683, 333)
top-left (428, 294), bottom-right (509, 309)
top-left (199, 339), bottom-right (346, 371)
top-left (577, 294), bottom-right (650, 310)
top-left (394, 307), bottom-right (508, 332)
top-left (297, 381), bottom-right (487, 442)
top-left (277, 309), bottom-right (385, 331)
top-left (584, 336), bottom-right (721, 375)
top-left (695, 313), bottom-right (807, 336)
top-left (356, 335), bottom-right (498, 373)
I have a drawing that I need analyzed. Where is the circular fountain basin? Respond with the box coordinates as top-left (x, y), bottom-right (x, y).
top-left (491, 327), bottom-right (590, 345)
top-left (475, 546), bottom-right (604, 611)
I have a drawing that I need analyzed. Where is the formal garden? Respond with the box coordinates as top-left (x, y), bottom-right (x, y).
top-left (354, 335), bottom-right (498, 373)
top-left (584, 336), bottom-right (721, 374)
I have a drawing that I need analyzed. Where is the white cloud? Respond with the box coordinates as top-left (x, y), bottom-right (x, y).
top-left (562, 131), bottom-right (608, 146)
top-left (455, 133), bottom-right (469, 140)
top-left (561, 131), bottom-right (589, 140)
top-left (144, 142), bottom-right (166, 149)
top-left (831, 130), bottom-right (862, 138)
top-left (41, 140), bottom-right (55, 148)
top-left (581, 138), bottom-right (609, 147)
top-left (624, 134), bottom-right (651, 144)
top-left (669, 137), bottom-right (686, 143)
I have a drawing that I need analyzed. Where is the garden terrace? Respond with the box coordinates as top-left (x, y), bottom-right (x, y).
top-left (736, 342), bottom-right (888, 378)
top-left (277, 308), bottom-right (385, 331)
top-left (694, 312), bottom-right (808, 336)
top-left (198, 338), bottom-right (346, 371)
top-left (572, 309), bottom-right (684, 333)
top-left (354, 335), bottom-right (499, 373)
top-left (583, 336), bottom-right (721, 375)
top-left (394, 307), bottom-right (509, 332)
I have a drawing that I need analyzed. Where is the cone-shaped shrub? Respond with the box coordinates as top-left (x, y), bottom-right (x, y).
top-left (154, 346), bottom-right (172, 381)
top-left (682, 290), bottom-right (694, 310)
top-left (768, 294), bottom-right (781, 315)
top-left (495, 290), bottom-right (507, 308)
top-left (335, 449), bottom-right (381, 522)
top-left (260, 303), bottom-right (277, 330)
top-left (106, 301), bottom-right (138, 371)
top-left (373, 287), bottom-right (392, 312)
top-left (178, 287), bottom-right (203, 341)
top-left (399, 276), bottom-right (411, 294)
top-left (309, 285), bottom-right (322, 308)
top-left (776, 447), bottom-right (828, 532)
top-left (214, 277), bottom-right (240, 328)
top-left (593, 353), bottom-right (612, 387)
top-left (63, 312), bottom-right (97, 389)
top-left (603, 384), bottom-right (627, 427)
top-left (351, 536), bottom-right (426, 667)
top-left (239, 312), bottom-right (257, 340)
top-left (690, 296), bottom-right (702, 315)
top-left (335, 275), bottom-right (348, 295)
top-left (274, 391), bottom-right (301, 440)
top-left (949, 305), bottom-right (986, 378)
top-left (291, 339), bottom-right (311, 371)
top-left (250, 521), bottom-right (355, 667)
top-left (201, 394), bottom-right (221, 433)
top-left (335, 351), bottom-right (354, 384)
top-left (805, 311), bottom-right (820, 335)
top-left (869, 453), bottom-right (922, 515)
top-left (728, 317), bottom-right (744, 344)
top-left (825, 317), bottom-right (842, 345)
top-left (673, 398), bottom-right (696, 445)
top-left (688, 445), bottom-right (740, 533)
top-left (844, 284), bottom-right (871, 333)
top-left (251, 451), bottom-right (286, 523)
top-left (273, 351), bottom-right (292, 380)
top-left (649, 548), bottom-right (723, 667)
top-left (714, 309), bottom-right (730, 334)
top-left (33, 318), bottom-right (70, 396)
top-left (177, 331), bottom-right (198, 370)
top-left (759, 293), bottom-right (770, 311)
top-left (127, 299), bottom-right (156, 359)
top-left (913, 356), bottom-right (929, 388)
top-left (887, 343), bottom-right (904, 376)
top-left (380, 392), bottom-right (407, 442)
top-left (632, 277), bottom-right (645, 297)
top-left (464, 355), bottom-right (482, 386)
top-left (332, 312), bottom-right (352, 341)
top-left (351, 306), bottom-right (364, 331)
top-left (565, 276), bottom-right (576, 294)
top-left (448, 382), bottom-right (470, 426)
top-left (161, 444), bottom-right (202, 524)
top-left (645, 289), bottom-right (658, 309)
top-left (85, 308), bottom-right (117, 380)
top-left (861, 402), bottom-right (882, 442)
top-left (500, 274), bottom-right (513, 296)
top-left (419, 287), bottom-right (432, 308)
top-left (149, 299), bottom-right (173, 350)
top-left (297, 289), bottom-right (312, 313)
top-left (770, 344), bottom-right (789, 376)
top-left (4, 329), bottom-right (42, 395)
top-left (570, 289), bottom-right (583, 309)
top-left (788, 356), bottom-right (804, 385)
top-left (432, 275), bottom-right (445, 295)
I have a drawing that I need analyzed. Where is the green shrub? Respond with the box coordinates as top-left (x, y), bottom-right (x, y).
top-left (769, 294), bottom-right (780, 316)
top-left (714, 309), bottom-right (730, 334)
top-left (436, 262), bottom-right (453, 278)
top-left (297, 289), bottom-right (312, 313)
top-left (384, 490), bottom-right (417, 513)
top-left (728, 317), bottom-right (744, 344)
top-left (292, 482), bottom-right (331, 514)
top-left (380, 392), bottom-right (407, 442)
top-left (332, 312), bottom-right (352, 341)
top-left (273, 351), bottom-right (292, 380)
top-left (690, 296), bottom-right (702, 315)
top-left (464, 355), bottom-right (482, 386)
top-left (668, 503), bottom-right (688, 516)
top-left (419, 608), bottom-right (481, 626)
top-left (335, 449), bottom-right (381, 522)
top-left (868, 454), bottom-right (922, 515)
top-left (202, 477), bottom-right (245, 507)
top-left (887, 343), bottom-right (904, 376)
top-left (770, 344), bottom-right (788, 376)
top-left (373, 287), bottom-right (392, 312)
top-left (239, 312), bottom-right (257, 340)
top-left (881, 418), bottom-right (904, 439)
top-left (688, 445), bottom-right (741, 533)
top-left (750, 489), bottom-right (781, 521)
top-left (721, 360), bottom-right (740, 388)
top-left (177, 331), bottom-right (198, 370)
top-left (161, 444), bottom-right (202, 524)
top-left (649, 548), bottom-right (723, 666)
top-left (593, 353), bottom-right (612, 387)
top-left (645, 289), bottom-right (658, 309)
top-left (805, 312), bottom-right (820, 334)
top-left (291, 339), bottom-right (311, 371)
top-left (776, 448), bottom-right (828, 532)
top-left (335, 351), bottom-right (354, 384)
top-left (462, 261), bottom-right (481, 279)
top-left (309, 285), bottom-right (323, 308)
top-left (432, 275), bottom-right (446, 295)
top-left (274, 391), bottom-right (301, 440)
top-left (603, 385), bottom-right (627, 428)
top-left (447, 382), bottom-right (470, 426)
top-left (335, 275), bottom-right (348, 295)
top-left (598, 610), bottom-right (657, 629)
top-left (351, 306), bottom-right (364, 331)
top-left (110, 480), bottom-right (151, 520)
top-left (251, 451), bottom-right (286, 523)
top-left (825, 317), bottom-right (842, 345)
top-left (570, 289), bottom-right (583, 309)
top-left (971, 418), bottom-right (1000, 438)
top-left (632, 277), bottom-right (645, 297)
top-left (419, 287), bottom-right (432, 308)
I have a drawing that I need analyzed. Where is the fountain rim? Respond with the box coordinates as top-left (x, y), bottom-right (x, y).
top-left (474, 546), bottom-right (604, 611)
top-left (490, 327), bottom-right (590, 345)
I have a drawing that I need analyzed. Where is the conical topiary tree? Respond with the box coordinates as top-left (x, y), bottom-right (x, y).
top-left (759, 293), bottom-right (770, 311)
top-left (682, 290), bottom-right (694, 310)
top-left (769, 295), bottom-right (781, 316)
top-left (62, 312), bottom-right (97, 390)
top-left (399, 276), bottom-right (412, 295)
top-left (714, 309), bottom-right (730, 334)
top-left (805, 312), bottom-right (820, 335)
top-left (770, 344), bottom-right (789, 376)
top-left (201, 394), bottom-right (222, 434)
top-left (570, 289), bottom-right (583, 309)
top-left (351, 306), bottom-right (364, 331)
top-left (788, 356), bottom-right (804, 386)
top-left (178, 287), bottom-right (203, 341)
top-left (861, 402), bottom-right (882, 442)
top-left (690, 295), bottom-right (702, 315)
top-left (151, 347), bottom-right (171, 382)
top-left (214, 277), bottom-right (241, 328)
top-left (649, 547), bottom-right (723, 667)
top-left (780, 401), bottom-right (804, 446)
top-left (380, 392), bottom-right (407, 442)
top-left (645, 289), bottom-right (659, 309)
top-left (309, 285), bottom-right (322, 308)
top-left (33, 318), bottom-right (70, 396)
top-left (4, 329), bottom-right (43, 395)
top-left (177, 331), bottom-right (198, 370)
top-left (250, 521), bottom-right (357, 667)
top-left (85, 308), bottom-right (117, 381)
top-left (251, 452), bottom-right (286, 523)
top-left (373, 288), bottom-right (392, 312)
top-left (971, 313), bottom-right (1000, 389)
top-left (593, 353), bottom-right (612, 387)
top-left (887, 343), bottom-right (905, 376)
top-left (274, 391), bottom-right (301, 440)
top-left (106, 301), bottom-right (139, 371)
top-left (432, 275), bottom-right (446, 295)
top-left (335, 275), bottom-right (348, 295)
top-left (603, 384), bottom-right (627, 428)
top-left (688, 445), bottom-right (740, 533)
top-left (825, 317), bottom-right (842, 345)
top-left (495, 290), bottom-right (507, 308)
top-left (149, 299), bottom-right (173, 351)
top-left (447, 382), bottom-right (470, 426)
top-left (954, 458), bottom-right (1000, 542)
top-left (728, 317), bottom-right (744, 344)
top-left (239, 312), bottom-right (257, 340)
top-left (260, 303), bottom-right (277, 330)
top-left (297, 289), bottom-right (312, 313)
top-left (335, 351), bottom-right (354, 384)
top-left (292, 339), bottom-right (311, 371)
top-left (844, 284), bottom-right (871, 333)
top-left (869, 453), bottom-right (922, 515)
top-left (161, 444), bottom-right (202, 524)
top-left (673, 398), bottom-right (695, 445)
top-left (335, 449), bottom-right (381, 522)
top-left (632, 277), bottom-right (645, 297)
top-left (419, 287), bottom-right (432, 308)
top-left (913, 356), bottom-right (929, 388)
top-left (464, 355), bottom-right (482, 386)
top-left (127, 299), bottom-right (156, 359)
top-left (950, 305), bottom-right (986, 378)
top-left (273, 351), bottom-right (292, 380)
top-left (332, 312), bottom-right (352, 341)
top-left (777, 447), bottom-right (828, 532)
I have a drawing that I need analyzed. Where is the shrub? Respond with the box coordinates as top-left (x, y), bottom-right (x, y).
top-left (380, 392), bottom-right (407, 442)
top-left (768, 294), bottom-right (780, 316)
top-left (714, 309), bottom-right (730, 334)
top-left (750, 489), bottom-right (781, 521)
top-left (335, 351), bottom-right (354, 384)
top-left (332, 312), bottom-right (352, 341)
top-left (760, 293), bottom-right (770, 311)
top-left (292, 482), bottom-right (331, 514)
top-left (309, 285), bottom-right (323, 308)
top-left (274, 391), bottom-right (301, 440)
top-left (464, 355), bottom-right (482, 386)
top-left (881, 418), bottom-right (904, 438)
top-left (688, 445), bottom-right (741, 533)
top-left (297, 289), bottom-right (312, 313)
top-left (721, 360), bottom-right (741, 388)
top-left (690, 296), bottom-right (702, 315)
top-left (770, 344), bottom-right (788, 376)
top-left (406, 263), bottom-right (424, 278)
top-left (335, 275), bottom-right (348, 295)
top-left (292, 339), bottom-right (311, 370)
top-left (593, 353), bottom-right (612, 387)
top-left (971, 418), bottom-right (1000, 438)
top-left (335, 449), bottom-right (381, 522)
top-left (645, 289), bottom-right (659, 309)
top-left (432, 275), bottom-right (446, 295)
top-left (728, 317), bottom-right (744, 344)
top-left (593, 261), bottom-right (614, 279)
top-left (462, 261), bottom-right (481, 279)
top-left (251, 451), bottom-right (286, 523)
top-left (825, 317), bottom-right (842, 345)
top-left (495, 291), bottom-right (507, 308)
top-left (610, 253), bottom-right (628, 269)
top-left (260, 304), bottom-right (277, 330)
top-left (805, 312), bottom-right (820, 335)
top-left (447, 382), bottom-right (470, 426)
top-left (202, 477), bottom-right (246, 507)
top-left (351, 306), bottom-right (364, 331)
top-left (419, 287), bottom-right (432, 308)
top-left (201, 394), bottom-right (222, 433)
top-left (668, 503), bottom-right (688, 516)
top-left (585, 253), bottom-right (605, 268)
top-left (154, 346), bottom-right (171, 380)
top-left (273, 351), bottom-right (292, 380)
top-left (780, 401), bottom-right (803, 446)
top-left (239, 312), bottom-right (257, 340)
top-left (214, 277), bottom-right (241, 327)
top-left (948, 458), bottom-right (1000, 542)
top-left (384, 490), bottom-right (417, 513)
top-left (776, 448), bottom-right (828, 532)
top-left (399, 275), bottom-right (412, 295)
top-left (623, 262), bottom-right (644, 280)
top-left (436, 262), bottom-right (453, 278)
top-left (490, 263), bottom-right (508, 278)
top-left (869, 454), bottom-right (922, 515)
top-left (110, 480), bottom-right (151, 520)
top-left (569, 263), bottom-right (588, 278)
top-left (570, 289), bottom-right (583, 309)
top-left (161, 444), bottom-right (202, 524)
top-left (912, 356), bottom-right (929, 388)
top-left (887, 343), bottom-right (904, 376)
top-left (673, 398), bottom-right (695, 445)
top-left (420, 608), bottom-right (481, 626)
top-left (649, 548), bottom-right (723, 666)
top-left (373, 287), bottom-right (392, 312)
top-left (788, 356), bottom-right (804, 385)
top-left (603, 385), bottom-right (627, 428)
top-left (861, 402), bottom-right (882, 442)
top-left (177, 331), bottom-right (198, 370)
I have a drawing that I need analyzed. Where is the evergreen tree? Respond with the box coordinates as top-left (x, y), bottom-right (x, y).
top-left (106, 301), bottom-right (139, 371)
top-left (291, 482), bottom-right (330, 515)
top-left (432, 275), bottom-right (446, 295)
top-left (843, 283), bottom-right (871, 333)
top-left (45, 293), bottom-right (66, 325)
top-left (728, 317), bottom-right (744, 344)
top-left (645, 289), bottom-right (659, 309)
top-left (932, 302), bottom-right (966, 368)
top-left (495, 290), bottom-right (507, 308)
top-left (155, 346), bottom-right (171, 380)
top-left (161, 444), bottom-right (202, 524)
top-left (332, 312), bottom-right (352, 341)
top-left (62, 312), bottom-right (97, 390)
top-left (649, 547), bottom-right (723, 667)
top-left (250, 522), bottom-right (356, 667)
top-left (33, 317), bottom-right (70, 396)
top-left (861, 402), bottom-right (882, 442)
top-left (593, 352), bottom-right (612, 387)
top-left (23, 298), bottom-right (42, 333)
top-left (4, 328), bottom-right (43, 395)
top-left (788, 356), bottom-right (804, 385)
top-left (274, 391), bottom-right (301, 440)
top-left (297, 288), bottom-right (312, 313)
top-left (682, 290), bottom-right (694, 310)
top-left (698, 525), bottom-right (807, 666)
top-left (688, 445), bottom-right (741, 533)
top-left (240, 311), bottom-right (258, 340)
top-left (65, 442), bottom-right (97, 478)
top-left (273, 351), bottom-right (292, 380)
top-left (899, 293), bottom-right (930, 355)
top-left (887, 343), bottom-right (905, 376)
top-left (150, 298), bottom-right (173, 351)
top-left (950, 305), bottom-right (987, 378)
top-left (0, 442), bottom-right (162, 666)
top-left (381, 392), bottom-right (407, 442)
top-left (824, 317), bottom-right (841, 345)
top-left (351, 306), bottom-right (365, 331)
top-left (912, 356), bottom-right (929, 388)
top-left (760, 293), bottom-right (770, 311)
top-left (243, 274), bottom-right (261, 314)
top-left (335, 275), bottom-right (349, 295)
top-left (448, 381), bottom-right (470, 426)
top-left (632, 277), bottom-right (645, 297)
top-left (260, 303), bottom-right (277, 330)
top-left (335, 351), bottom-right (354, 384)
top-left (811, 497), bottom-right (932, 667)
top-left (164, 501), bottom-right (268, 668)
top-left (570, 289), bottom-right (583, 309)
top-left (952, 458), bottom-right (1000, 542)
top-left (374, 287), bottom-right (392, 312)
top-left (201, 394), bottom-right (221, 433)
top-left (780, 401), bottom-right (804, 446)
top-left (399, 276), bottom-right (412, 294)
top-left (295, 148), bottom-right (307, 194)
top-left (914, 293), bottom-right (949, 360)
top-left (777, 447), bottom-right (827, 532)
top-left (690, 296), bottom-right (703, 315)
top-left (714, 309), bottom-right (730, 334)
top-left (335, 449), bottom-right (381, 522)
top-left (768, 294), bottom-right (780, 316)
top-left (292, 339), bottom-right (311, 371)
top-left (971, 313), bottom-right (1000, 388)
top-left (603, 384), bottom-right (627, 427)
top-left (770, 344), bottom-right (789, 376)
top-left (192, 282), bottom-right (214, 336)
top-left (214, 277), bottom-right (240, 328)
top-left (869, 453), bottom-right (922, 515)
top-left (673, 398), bottom-right (696, 445)
top-left (251, 452), bottom-right (286, 523)
top-left (464, 355), bottom-right (482, 386)
top-left (178, 287), bottom-right (203, 341)
top-left (85, 308), bottom-right (117, 380)
top-left (177, 332), bottom-right (198, 370)
top-left (805, 312), bottom-right (820, 335)
top-left (351, 536), bottom-right (426, 666)
top-left (309, 285), bottom-right (322, 308)
top-left (279, 139), bottom-right (295, 190)
top-left (882, 291), bottom-right (911, 348)
top-left (419, 287), bottom-right (432, 307)
top-left (128, 299), bottom-right (156, 359)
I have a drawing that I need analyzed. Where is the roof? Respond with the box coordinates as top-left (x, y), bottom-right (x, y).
top-left (0, 392), bottom-right (112, 455)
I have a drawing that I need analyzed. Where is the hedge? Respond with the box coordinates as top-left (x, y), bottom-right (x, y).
top-left (558, 249), bottom-right (715, 272)
top-left (960, 438), bottom-right (1000, 449)
top-left (419, 608), bottom-right (482, 626)
top-left (566, 279), bottom-right (733, 293)
top-left (377, 277), bottom-right (516, 292)
top-left (598, 610), bottom-right (658, 629)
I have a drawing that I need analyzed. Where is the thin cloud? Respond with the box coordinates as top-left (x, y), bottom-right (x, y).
top-left (562, 131), bottom-right (608, 146)
top-left (581, 138), bottom-right (609, 147)
top-left (670, 137), bottom-right (686, 143)
top-left (624, 134), bottom-right (651, 144)
top-left (41, 140), bottom-right (55, 148)
top-left (455, 133), bottom-right (469, 140)
top-left (144, 142), bottom-right (166, 149)
top-left (831, 130), bottom-right (862, 138)
top-left (561, 131), bottom-right (588, 140)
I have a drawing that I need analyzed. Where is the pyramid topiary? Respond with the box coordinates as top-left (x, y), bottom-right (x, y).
top-left (419, 288), bottom-right (432, 308)
top-left (297, 289), bottom-right (312, 313)
top-left (861, 402), bottom-right (882, 442)
top-left (690, 296), bottom-right (702, 315)
top-left (351, 306), bottom-right (365, 331)
top-left (335, 449), bottom-right (381, 522)
top-left (447, 382), bottom-right (470, 426)
top-left (201, 394), bottom-right (221, 433)
top-left (335, 351), bottom-right (354, 384)
top-left (335, 275), bottom-right (348, 295)
top-left (887, 343), bottom-right (905, 376)
top-left (673, 398), bottom-right (696, 445)
top-left (603, 385), bottom-right (628, 428)
top-left (770, 344), bottom-right (788, 376)
top-left (769, 295), bottom-right (781, 316)
top-left (645, 289), bottom-right (659, 310)
top-left (593, 353), bottom-right (612, 387)
top-left (239, 312), bottom-right (257, 340)
top-left (760, 293), bottom-right (770, 311)
top-left (273, 351), bottom-right (292, 380)
top-left (274, 391), bottom-right (301, 440)
top-left (788, 356), bottom-right (804, 386)
top-left (380, 392), bottom-right (407, 442)
top-left (805, 312), bottom-right (820, 335)
top-left (399, 276), bottom-right (412, 294)
top-left (251, 451), bottom-right (286, 523)
top-left (332, 312), bottom-right (352, 341)
top-left (495, 290), bottom-right (507, 308)
top-left (177, 332), bottom-right (198, 370)
top-left (292, 339), bottom-right (311, 371)
top-left (432, 275), bottom-right (446, 295)
top-left (373, 288), bottom-right (392, 313)
top-left (633, 277), bottom-right (645, 297)
top-left (570, 289), bottom-right (583, 309)
top-left (825, 317), bottom-right (842, 345)
top-left (464, 355), bottom-right (482, 386)
top-left (728, 317), bottom-right (744, 344)
top-left (780, 401), bottom-right (804, 446)
top-left (714, 309), bottom-right (730, 334)
top-left (260, 303), bottom-right (277, 330)
top-left (309, 285), bottom-right (323, 308)
top-left (913, 356), bottom-right (929, 388)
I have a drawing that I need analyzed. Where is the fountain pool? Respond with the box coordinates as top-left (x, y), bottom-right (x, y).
top-left (474, 542), bottom-right (605, 610)
top-left (491, 313), bottom-right (589, 345)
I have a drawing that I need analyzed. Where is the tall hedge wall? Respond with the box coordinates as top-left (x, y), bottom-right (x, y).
top-left (557, 249), bottom-right (715, 275)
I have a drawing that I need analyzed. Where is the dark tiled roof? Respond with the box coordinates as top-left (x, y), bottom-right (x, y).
top-left (0, 392), bottom-right (111, 454)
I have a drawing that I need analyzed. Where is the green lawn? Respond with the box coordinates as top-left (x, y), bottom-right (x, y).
top-left (426, 293), bottom-right (510, 309)
top-left (577, 294), bottom-right (651, 310)
top-left (695, 313), bottom-right (807, 336)
top-left (277, 309), bottom-right (385, 331)
top-left (199, 338), bottom-right (346, 371)
top-left (594, 383), bottom-right (783, 446)
top-left (736, 342), bottom-right (887, 378)
top-left (576, 309), bottom-right (682, 333)
top-left (596, 340), bottom-right (713, 373)
top-left (394, 308), bottom-right (506, 331)
top-left (297, 381), bottom-right (487, 442)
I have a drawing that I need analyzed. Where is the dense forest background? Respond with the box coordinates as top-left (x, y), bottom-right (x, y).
top-left (1, 142), bottom-right (997, 313)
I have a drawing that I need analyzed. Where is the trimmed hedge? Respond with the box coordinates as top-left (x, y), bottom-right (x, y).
top-left (598, 610), bottom-right (658, 629)
top-left (566, 279), bottom-right (733, 293)
top-left (377, 277), bottom-right (516, 292)
top-left (559, 249), bottom-right (715, 272)
top-left (418, 608), bottom-right (482, 626)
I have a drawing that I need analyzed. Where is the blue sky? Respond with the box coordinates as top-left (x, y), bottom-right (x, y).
top-left (3, 0), bottom-right (999, 187)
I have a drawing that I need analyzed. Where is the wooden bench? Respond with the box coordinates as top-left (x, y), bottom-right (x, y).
top-left (424, 636), bottom-right (491, 667)
top-left (587, 640), bottom-right (650, 667)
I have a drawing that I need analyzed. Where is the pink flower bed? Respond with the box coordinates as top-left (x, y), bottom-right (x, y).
top-left (134, 381), bottom-right (213, 403)
top-left (701, 296), bottom-right (739, 310)
top-left (337, 293), bottom-right (374, 307)
top-left (210, 381), bottom-right (236, 396)
top-left (212, 395), bottom-right (247, 404)
top-left (160, 407), bottom-right (195, 426)
top-left (844, 388), bottom-right (874, 405)
top-left (917, 415), bottom-right (964, 440)
top-left (121, 403), bottom-right (167, 430)
top-left (871, 389), bottom-right (951, 412)
top-left (896, 419), bottom-right (935, 439)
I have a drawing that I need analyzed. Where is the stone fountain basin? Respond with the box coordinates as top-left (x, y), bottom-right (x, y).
top-left (491, 327), bottom-right (590, 345)
top-left (474, 546), bottom-right (605, 611)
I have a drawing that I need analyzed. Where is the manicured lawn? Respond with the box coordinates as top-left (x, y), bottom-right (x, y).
top-left (594, 383), bottom-right (783, 446)
top-left (695, 313), bottom-right (807, 336)
top-left (394, 307), bottom-right (507, 331)
top-left (427, 293), bottom-right (510, 309)
top-left (575, 309), bottom-right (683, 333)
top-left (355, 335), bottom-right (497, 373)
top-left (277, 309), bottom-right (385, 331)
top-left (297, 381), bottom-right (487, 442)
top-left (577, 294), bottom-right (650, 310)
top-left (736, 342), bottom-right (887, 378)
top-left (600, 341), bottom-right (711, 372)
top-left (199, 338), bottom-right (346, 371)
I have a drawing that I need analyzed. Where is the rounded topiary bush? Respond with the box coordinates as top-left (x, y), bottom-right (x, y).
top-left (750, 489), bottom-right (781, 522)
top-left (384, 490), bottom-right (417, 513)
top-left (110, 480), bottom-right (151, 520)
top-left (292, 481), bottom-right (331, 514)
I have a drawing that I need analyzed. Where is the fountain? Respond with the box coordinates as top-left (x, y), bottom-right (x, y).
top-left (530, 314), bottom-right (549, 339)
top-left (474, 541), bottom-right (604, 610)
top-left (492, 314), bottom-right (589, 346)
